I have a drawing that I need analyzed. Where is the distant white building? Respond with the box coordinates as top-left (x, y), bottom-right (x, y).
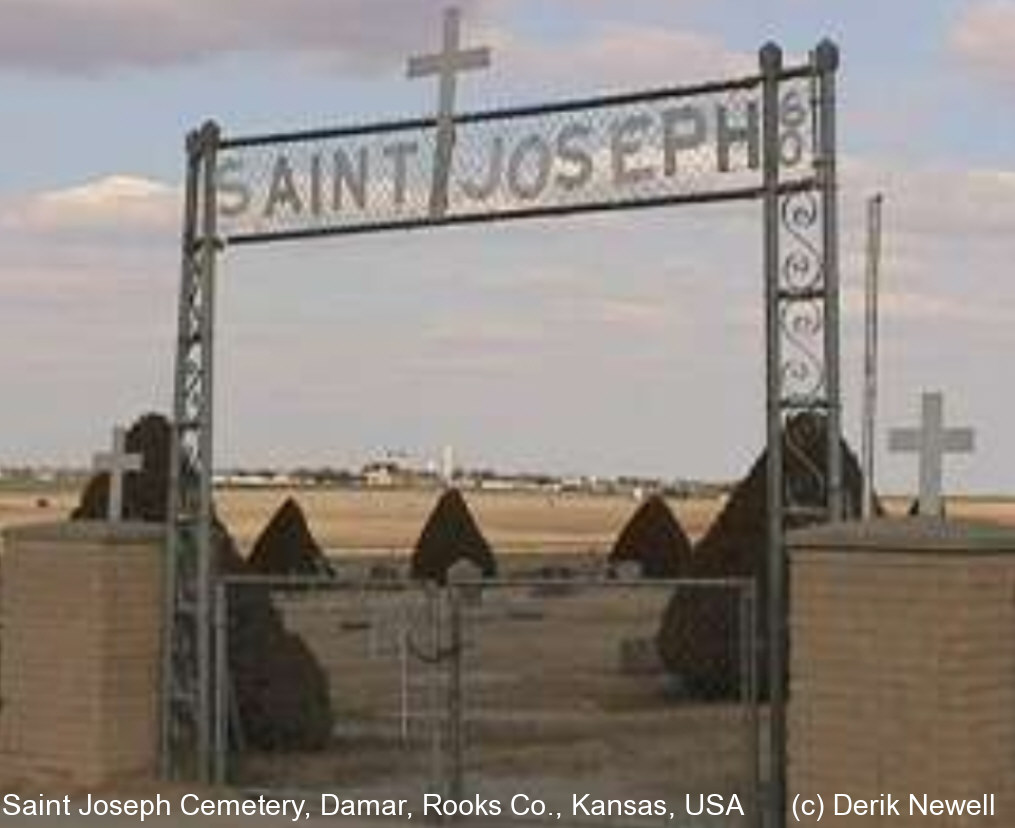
top-left (362, 462), bottom-right (403, 488)
top-left (213, 472), bottom-right (293, 488)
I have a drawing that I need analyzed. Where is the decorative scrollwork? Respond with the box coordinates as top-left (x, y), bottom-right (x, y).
top-left (778, 187), bottom-right (826, 405)
top-left (779, 190), bottom-right (822, 293)
top-left (783, 413), bottom-right (827, 515)
top-left (776, 185), bottom-right (830, 515)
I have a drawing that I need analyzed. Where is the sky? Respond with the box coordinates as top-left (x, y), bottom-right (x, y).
top-left (0, 0), bottom-right (1013, 495)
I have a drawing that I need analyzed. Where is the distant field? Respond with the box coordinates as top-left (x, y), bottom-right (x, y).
top-left (1, 485), bottom-right (1014, 559)
top-left (216, 488), bottom-right (725, 554)
top-left (0, 486), bottom-right (721, 555)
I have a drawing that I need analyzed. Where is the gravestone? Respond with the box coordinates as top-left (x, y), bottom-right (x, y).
top-left (619, 637), bottom-right (665, 676)
top-left (91, 425), bottom-right (142, 521)
top-left (888, 391), bottom-right (975, 517)
top-left (74, 413), bottom-right (172, 524)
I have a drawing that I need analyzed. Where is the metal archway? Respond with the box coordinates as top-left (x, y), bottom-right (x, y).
top-left (164, 40), bottom-right (842, 828)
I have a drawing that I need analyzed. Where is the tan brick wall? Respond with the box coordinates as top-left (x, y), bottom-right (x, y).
top-left (788, 519), bottom-right (1015, 827)
top-left (0, 521), bottom-right (164, 788)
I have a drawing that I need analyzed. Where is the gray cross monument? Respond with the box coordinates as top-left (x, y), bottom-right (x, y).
top-left (92, 425), bottom-right (143, 522)
top-left (888, 391), bottom-right (975, 517)
top-left (408, 7), bottom-right (491, 219)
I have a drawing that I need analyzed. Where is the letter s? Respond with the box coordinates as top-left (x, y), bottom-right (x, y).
top-left (556, 123), bottom-right (593, 192)
top-left (217, 156), bottom-right (251, 218)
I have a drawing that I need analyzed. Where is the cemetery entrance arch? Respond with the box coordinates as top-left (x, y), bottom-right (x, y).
top-left (164, 37), bottom-right (842, 826)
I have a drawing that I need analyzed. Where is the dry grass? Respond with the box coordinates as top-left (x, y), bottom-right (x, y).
top-left (3, 486), bottom-right (1015, 558)
top-left (213, 488), bottom-right (724, 555)
top-left (0, 486), bottom-right (724, 556)
top-left (0, 489), bottom-right (79, 533)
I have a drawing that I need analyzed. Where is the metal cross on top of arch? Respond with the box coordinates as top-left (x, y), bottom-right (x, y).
top-left (165, 11), bottom-right (842, 825)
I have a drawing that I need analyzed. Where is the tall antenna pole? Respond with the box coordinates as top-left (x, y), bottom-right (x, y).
top-left (441, 445), bottom-right (455, 487)
top-left (861, 193), bottom-right (883, 519)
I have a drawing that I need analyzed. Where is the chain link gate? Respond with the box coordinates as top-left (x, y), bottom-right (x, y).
top-left (165, 36), bottom-right (842, 828)
top-left (448, 578), bottom-right (759, 828)
top-left (211, 577), bottom-right (758, 828)
top-left (212, 577), bottom-right (460, 798)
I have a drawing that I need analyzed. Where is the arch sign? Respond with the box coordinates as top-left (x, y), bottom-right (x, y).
top-left (216, 48), bottom-right (816, 240)
top-left (164, 13), bottom-right (842, 828)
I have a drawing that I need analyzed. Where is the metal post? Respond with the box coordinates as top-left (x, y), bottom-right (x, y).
top-left (448, 587), bottom-right (464, 804)
top-left (196, 120), bottom-right (221, 782)
top-left (815, 40), bottom-right (843, 521)
top-left (162, 127), bottom-right (202, 779)
top-left (164, 119), bottom-right (221, 783)
top-left (739, 586), bottom-right (750, 706)
top-left (743, 582), bottom-right (761, 828)
top-left (861, 194), bottom-right (883, 519)
top-left (759, 41), bottom-right (786, 828)
top-left (400, 617), bottom-right (410, 746)
top-left (429, 584), bottom-right (444, 800)
top-left (213, 581), bottom-right (229, 786)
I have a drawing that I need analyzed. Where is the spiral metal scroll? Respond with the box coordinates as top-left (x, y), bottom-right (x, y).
top-left (778, 188), bottom-right (828, 514)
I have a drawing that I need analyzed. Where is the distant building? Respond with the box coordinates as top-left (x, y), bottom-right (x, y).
top-left (362, 462), bottom-right (399, 488)
top-left (361, 461), bottom-right (439, 489)
top-left (214, 471), bottom-right (294, 488)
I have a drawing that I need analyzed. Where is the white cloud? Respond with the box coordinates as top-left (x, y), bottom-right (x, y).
top-left (0, 0), bottom-right (490, 74)
top-left (0, 175), bottom-right (180, 237)
top-left (949, 1), bottom-right (1015, 88)
top-left (0, 0), bottom-right (751, 90)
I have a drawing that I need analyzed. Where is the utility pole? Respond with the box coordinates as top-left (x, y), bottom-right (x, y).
top-left (862, 193), bottom-right (883, 519)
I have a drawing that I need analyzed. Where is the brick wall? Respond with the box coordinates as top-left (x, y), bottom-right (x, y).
top-left (788, 518), bottom-right (1015, 826)
top-left (0, 521), bottom-right (164, 788)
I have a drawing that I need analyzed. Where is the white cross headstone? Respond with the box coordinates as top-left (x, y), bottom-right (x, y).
top-left (408, 7), bottom-right (491, 219)
top-left (92, 426), bottom-right (143, 522)
top-left (888, 391), bottom-right (975, 517)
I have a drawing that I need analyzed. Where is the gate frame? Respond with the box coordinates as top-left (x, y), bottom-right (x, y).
top-left (163, 39), bottom-right (842, 828)
top-left (211, 574), bottom-right (760, 823)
